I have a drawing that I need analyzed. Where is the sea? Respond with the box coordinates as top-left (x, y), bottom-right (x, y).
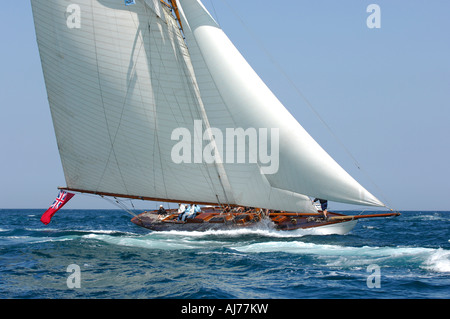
top-left (0, 209), bottom-right (449, 309)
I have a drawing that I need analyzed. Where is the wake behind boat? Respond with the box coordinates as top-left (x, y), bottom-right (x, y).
top-left (32, 0), bottom-right (400, 233)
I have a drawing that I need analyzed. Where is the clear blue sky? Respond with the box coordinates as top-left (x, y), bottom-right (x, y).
top-left (1, 0), bottom-right (449, 211)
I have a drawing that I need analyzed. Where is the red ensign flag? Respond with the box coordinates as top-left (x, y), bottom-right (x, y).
top-left (40, 191), bottom-right (75, 225)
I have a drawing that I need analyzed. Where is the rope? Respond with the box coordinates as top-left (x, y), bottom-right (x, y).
top-left (101, 195), bottom-right (141, 219)
top-left (69, 191), bottom-right (143, 220)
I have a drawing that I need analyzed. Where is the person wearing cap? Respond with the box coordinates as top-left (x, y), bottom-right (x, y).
top-left (157, 204), bottom-right (167, 215)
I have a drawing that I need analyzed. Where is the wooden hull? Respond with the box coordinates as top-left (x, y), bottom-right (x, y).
top-left (130, 206), bottom-right (399, 234)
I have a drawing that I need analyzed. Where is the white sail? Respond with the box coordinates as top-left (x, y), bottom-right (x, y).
top-left (143, 0), bottom-right (165, 20)
top-left (31, 0), bottom-right (225, 204)
top-left (178, 0), bottom-right (384, 207)
top-left (31, 0), bottom-right (318, 212)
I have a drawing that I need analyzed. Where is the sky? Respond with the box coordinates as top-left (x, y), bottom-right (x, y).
top-left (0, 0), bottom-right (449, 211)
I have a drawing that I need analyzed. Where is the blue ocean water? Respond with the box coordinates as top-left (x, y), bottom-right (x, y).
top-left (0, 209), bottom-right (449, 299)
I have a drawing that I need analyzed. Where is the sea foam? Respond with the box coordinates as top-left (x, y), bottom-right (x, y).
top-left (423, 248), bottom-right (450, 273)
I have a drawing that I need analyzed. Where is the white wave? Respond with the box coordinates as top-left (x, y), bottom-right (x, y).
top-left (232, 241), bottom-right (435, 257)
top-left (24, 227), bottom-right (60, 232)
top-left (232, 241), bottom-right (450, 273)
top-left (24, 227), bottom-right (139, 236)
top-left (423, 248), bottom-right (450, 273)
top-left (80, 226), bottom-right (318, 251)
top-left (151, 226), bottom-right (315, 239)
top-left (235, 242), bottom-right (440, 262)
top-left (79, 229), bottom-right (139, 236)
top-left (232, 241), bottom-right (385, 256)
top-left (0, 235), bottom-right (74, 245)
top-left (407, 213), bottom-right (448, 222)
top-left (79, 228), bottom-right (450, 275)
top-left (82, 233), bottom-right (228, 250)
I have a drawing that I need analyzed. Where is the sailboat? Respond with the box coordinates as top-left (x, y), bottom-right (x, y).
top-left (31, 0), bottom-right (399, 234)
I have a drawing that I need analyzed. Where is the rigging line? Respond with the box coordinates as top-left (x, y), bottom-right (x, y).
top-left (208, 0), bottom-right (221, 26)
top-left (71, 191), bottom-right (141, 219)
top-left (101, 195), bottom-right (140, 219)
top-left (217, 0), bottom-right (396, 211)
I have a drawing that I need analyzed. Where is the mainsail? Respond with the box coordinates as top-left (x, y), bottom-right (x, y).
top-left (31, 0), bottom-right (384, 212)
